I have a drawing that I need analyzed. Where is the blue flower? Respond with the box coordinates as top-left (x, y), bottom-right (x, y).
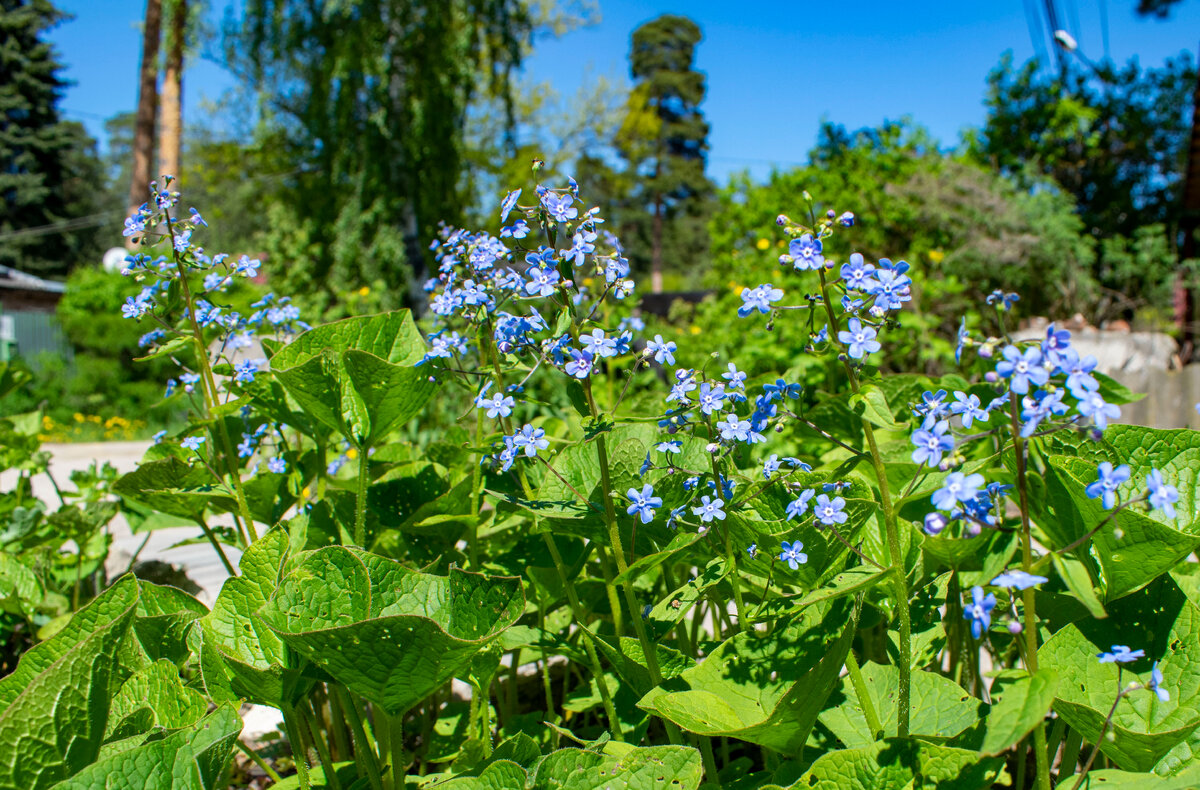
top-left (565, 348), bottom-right (595, 379)
top-left (1061, 349), bottom-right (1100, 398)
top-left (864, 265), bottom-right (912, 312)
top-left (924, 512), bottom-right (949, 536)
top-left (580, 329), bottom-right (618, 359)
top-left (932, 472), bottom-right (985, 511)
top-left (911, 420), bottom-right (954, 467)
top-left (964, 586), bottom-right (996, 639)
top-left (1098, 645), bottom-right (1144, 664)
top-left (986, 290), bottom-right (1019, 310)
top-left (181, 435), bottom-right (206, 452)
top-left (955, 318), bottom-right (969, 364)
top-left (500, 188), bottom-right (521, 222)
top-left (762, 454), bottom-right (781, 479)
top-left (476, 391), bottom-right (516, 419)
top-left (647, 335), bottom-right (677, 365)
top-left (840, 253), bottom-right (875, 291)
top-left (722, 363), bottom-right (747, 389)
top-left (779, 540), bottom-right (808, 570)
top-left (542, 192), bottom-right (577, 222)
top-left (640, 453), bottom-right (653, 476)
top-left (949, 392), bottom-right (988, 428)
top-left (267, 457), bottom-right (288, 474)
top-left (813, 494), bottom-right (847, 526)
top-left (838, 318), bottom-right (881, 360)
top-left (738, 284), bottom-right (784, 317)
top-left (525, 266), bottom-right (560, 297)
top-left (746, 543), bottom-right (757, 557)
top-left (691, 495), bottom-right (726, 524)
top-left (234, 255), bottom-right (261, 277)
top-left (716, 415), bottom-right (752, 443)
top-left (1148, 661), bottom-right (1170, 702)
top-left (697, 383), bottom-right (727, 415)
top-left (152, 429), bottom-right (167, 444)
top-left (1076, 390), bottom-right (1121, 431)
top-left (656, 440), bottom-right (682, 455)
top-left (991, 570), bottom-right (1048, 590)
top-left (838, 211), bottom-right (855, 227)
top-left (1147, 469), bottom-right (1179, 519)
top-left (786, 489), bottom-right (816, 520)
top-left (996, 345), bottom-right (1050, 395)
top-left (1085, 461), bottom-right (1131, 509)
top-left (511, 424), bottom-right (549, 457)
top-left (787, 234), bottom-right (824, 271)
top-left (626, 484), bottom-right (663, 524)
top-left (234, 360), bottom-right (260, 384)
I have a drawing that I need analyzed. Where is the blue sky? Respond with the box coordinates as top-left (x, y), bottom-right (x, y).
top-left (49, 0), bottom-right (1200, 182)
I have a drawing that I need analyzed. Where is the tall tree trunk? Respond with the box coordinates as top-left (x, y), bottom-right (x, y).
top-left (127, 0), bottom-right (162, 249)
top-left (159, 0), bottom-right (185, 184)
top-left (651, 147), bottom-right (663, 294)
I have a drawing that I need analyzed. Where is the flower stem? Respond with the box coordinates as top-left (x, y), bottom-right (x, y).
top-left (354, 447), bottom-right (370, 548)
top-left (845, 650), bottom-right (884, 739)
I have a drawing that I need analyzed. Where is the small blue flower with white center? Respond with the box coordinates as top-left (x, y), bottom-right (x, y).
top-left (647, 335), bottom-right (677, 365)
top-left (786, 489), bottom-right (816, 520)
top-left (911, 420), bottom-right (954, 467)
top-left (1076, 390), bottom-right (1121, 431)
top-left (787, 233), bottom-right (824, 271)
top-left (996, 345), bottom-right (1050, 395)
top-left (838, 318), bottom-right (881, 360)
top-left (1147, 469), bottom-right (1179, 519)
top-left (955, 318), bottom-right (970, 364)
top-left (949, 392), bottom-right (988, 428)
top-left (234, 360), bottom-right (260, 384)
top-left (656, 440), bottom-right (681, 455)
top-left (692, 495), bottom-right (726, 524)
top-left (697, 383), bottom-right (727, 415)
top-left (542, 191), bottom-right (578, 222)
top-left (1098, 645), bottom-right (1144, 664)
top-left (813, 494), bottom-right (847, 526)
top-left (1085, 461), bottom-right (1131, 509)
top-left (738, 284), bottom-right (783, 317)
top-left (840, 252), bottom-right (875, 291)
top-left (722, 363), bottom-right (747, 390)
top-left (762, 454), bottom-right (781, 479)
top-left (181, 435), bottom-right (205, 452)
top-left (267, 457), bottom-right (287, 474)
top-left (932, 472), bottom-right (985, 511)
top-left (716, 414), bottom-right (751, 443)
top-left (234, 255), bottom-right (261, 277)
top-left (923, 512), bottom-right (949, 536)
top-left (511, 424), bottom-right (549, 458)
top-left (964, 586), bottom-right (996, 639)
top-left (525, 266), bottom-right (560, 297)
top-left (565, 348), bottom-right (595, 379)
top-left (990, 570), bottom-right (1048, 590)
top-left (477, 391), bottom-right (515, 419)
top-left (580, 329), bottom-right (618, 359)
top-left (778, 541), bottom-right (808, 570)
top-left (746, 543), bottom-right (757, 558)
top-left (666, 506), bottom-right (686, 530)
top-left (1061, 349), bottom-right (1100, 398)
top-left (152, 429), bottom-right (167, 444)
top-left (626, 484), bottom-right (662, 524)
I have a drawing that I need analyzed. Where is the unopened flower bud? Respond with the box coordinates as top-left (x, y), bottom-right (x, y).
top-left (1008, 621), bottom-right (1023, 635)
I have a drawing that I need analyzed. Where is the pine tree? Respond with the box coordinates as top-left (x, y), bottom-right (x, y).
top-left (618, 14), bottom-right (714, 292)
top-left (0, 0), bottom-right (104, 277)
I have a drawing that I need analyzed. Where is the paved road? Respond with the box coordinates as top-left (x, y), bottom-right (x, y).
top-left (1, 440), bottom-right (242, 606)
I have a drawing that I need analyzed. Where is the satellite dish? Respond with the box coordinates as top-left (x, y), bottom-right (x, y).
top-left (102, 247), bottom-right (128, 273)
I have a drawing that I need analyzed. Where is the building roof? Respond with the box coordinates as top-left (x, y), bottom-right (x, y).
top-left (0, 264), bottom-right (67, 295)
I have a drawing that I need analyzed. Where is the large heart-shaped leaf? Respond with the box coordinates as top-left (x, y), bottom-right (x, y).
top-left (638, 598), bottom-right (857, 754)
top-left (198, 527), bottom-right (308, 707)
top-left (978, 668), bottom-right (1059, 756)
top-left (789, 738), bottom-right (1004, 789)
top-left (1045, 425), bottom-right (1200, 601)
top-left (113, 457), bottom-right (235, 524)
top-left (528, 744), bottom-right (704, 790)
top-left (0, 579), bottom-right (139, 790)
top-left (50, 705), bottom-right (242, 790)
top-left (133, 580), bottom-right (207, 665)
top-left (1038, 576), bottom-right (1200, 771)
top-left (271, 311), bottom-right (435, 447)
top-left (105, 659), bottom-right (207, 739)
top-left (820, 662), bottom-right (983, 748)
top-left (259, 547), bottom-right (524, 715)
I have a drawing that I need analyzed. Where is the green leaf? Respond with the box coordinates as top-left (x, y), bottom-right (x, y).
top-left (272, 352), bottom-right (345, 435)
top-left (106, 659), bottom-right (207, 739)
top-left (271, 310), bottom-right (427, 369)
top-left (1050, 553), bottom-right (1107, 620)
top-left (1094, 371), bottom-right (1146, 405)
top-left (113, 457), bottom-right (234, 524)
top-left (199, 528), bottom-right (306, 708)
top-left (849, 383), bottom-right (905, 430)
top-left (50, 705), bottom-right (242, 790)
top-left (1046, 425), bottom-right (1200, 601)
top-left (820, 662), bottom-right (982, 748)
top-left (133, 580), bottom-right (208, 665)
top-left (341, 349), bottom-right (437, 444)
top-left (425, 761), bottom-right (529, 790)
top-left (0, 576), bottom-right (140, 709)
top-left (639, 599), bottom-right (857, 754)
top-left (1067, 765), bottom-right (1200, 788)
top-left (0, 582), bottom-right (138, 789)
top-left (791, 738), bottom-right (1004, 789)
top-left (528, 744), bottom-right (704, 790)
top-left (979, 669), bottom-right (1059, 756)
top-left (1038, 576), bottom-right (1200, 771)
top-left (591, 634), bottom-right (695, 697)
top-left (259, 547), bottom-right (524, 715)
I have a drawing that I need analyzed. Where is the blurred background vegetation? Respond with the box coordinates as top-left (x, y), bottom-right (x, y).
top-left (1, 0), bottom-right (1197, 433)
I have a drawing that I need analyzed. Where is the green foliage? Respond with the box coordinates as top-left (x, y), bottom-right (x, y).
top-left (0, 0), bottom-right (106, 277)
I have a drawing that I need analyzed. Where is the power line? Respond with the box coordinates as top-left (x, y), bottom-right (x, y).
top-left (0, 211), bottom-right (121, 243)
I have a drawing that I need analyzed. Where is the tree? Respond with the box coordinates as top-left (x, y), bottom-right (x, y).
top-left (615, 14), bottom-right (713, 292)
top-left (158, 0), bottom-right (186, 182)
top-left (0, 0), bottom-right (106, 277)
top-left (225, 0), bottom-right (533, 312)
top-left (127, 0), bottom-right (161, 241)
